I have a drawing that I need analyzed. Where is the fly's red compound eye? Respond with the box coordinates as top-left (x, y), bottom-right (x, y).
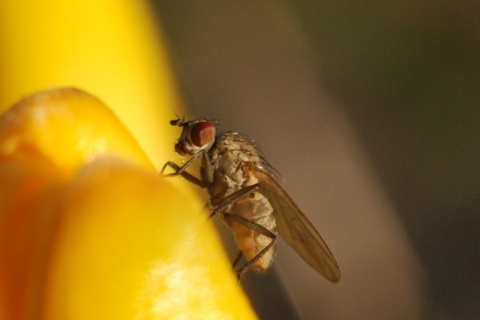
top-left (190, 121), bottom-right (216, 147)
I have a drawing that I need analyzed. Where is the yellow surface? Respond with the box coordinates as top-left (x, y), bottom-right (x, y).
top-left (0, 88), bottom-right (256, 319)
top-left (0, 0), bottom-right (184, 168)
top-left (0, 0), bottom-right (257, 318)
top-left (0, 88), bottom-right (152, 175)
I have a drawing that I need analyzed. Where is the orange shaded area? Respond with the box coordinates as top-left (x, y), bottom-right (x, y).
top-left (0, 154), bottom-right (64, 319)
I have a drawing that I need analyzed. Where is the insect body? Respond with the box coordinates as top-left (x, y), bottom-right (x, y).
top-left (162, 119), bottom-right (340, 282)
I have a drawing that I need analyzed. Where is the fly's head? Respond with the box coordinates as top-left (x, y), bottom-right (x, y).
top-left (170, 119), bottom-right (217, 156)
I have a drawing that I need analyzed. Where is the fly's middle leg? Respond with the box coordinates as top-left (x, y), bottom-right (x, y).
top-left (208, 184), bottom-right (260, 219)
top-left (208, 183), bottom-right (276, 279)
top-left (222, 212), bottom-right (276, 280)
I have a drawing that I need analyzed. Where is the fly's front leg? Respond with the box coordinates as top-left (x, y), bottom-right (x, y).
top-left (161, 150), bottom-right (207, 188)
top-left (161, 161), bottom-right (204, 187)
top-left (222, 212), bottom-right (277, 280)
top-left (208, 184), bottom-right (260, 219)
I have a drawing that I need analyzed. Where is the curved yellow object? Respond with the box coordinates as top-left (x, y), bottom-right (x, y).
top-left (0, 88), bottom-right (153, 175)
top-left (0, 0), bottom-right (257, 319)
top-left (0, 88), bottom-right (256, 319)
top-left (0, 0), bottom-right (182, 167)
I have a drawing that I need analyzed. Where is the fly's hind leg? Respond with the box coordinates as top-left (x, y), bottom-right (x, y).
top-left (232, 251), bottom-right (243, 270)
top-left (208, 183), bottom-right (276, 279)
top-left (222, 212), bottom-right (277, 280)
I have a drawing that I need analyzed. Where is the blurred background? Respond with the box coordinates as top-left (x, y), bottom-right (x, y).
top-left (152, 2), bottom-right (480, 319)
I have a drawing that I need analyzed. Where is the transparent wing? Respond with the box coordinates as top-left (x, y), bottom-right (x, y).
top-left (255, 170), bottom-right (341, 282)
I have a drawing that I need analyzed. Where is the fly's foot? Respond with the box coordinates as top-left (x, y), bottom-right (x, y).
top-left (160, 161), bottom-right (181, 176)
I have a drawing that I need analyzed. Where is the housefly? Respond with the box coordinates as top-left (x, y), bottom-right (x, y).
top-left (162, 118), bottom-right (340, 282)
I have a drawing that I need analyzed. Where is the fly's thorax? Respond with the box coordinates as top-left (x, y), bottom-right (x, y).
top-left (207, 169), bottom-right (234, 206)
top-left (211, 132), bottom-right (265, 165)
top-left (209, 133), bottom-right (267, 184)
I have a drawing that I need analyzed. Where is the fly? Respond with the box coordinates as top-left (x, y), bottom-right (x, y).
top-left (162, 118), bottom-right (340, 282)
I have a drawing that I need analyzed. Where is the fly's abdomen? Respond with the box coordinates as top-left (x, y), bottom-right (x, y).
top-left (225, 191), bottom-right (277, 271)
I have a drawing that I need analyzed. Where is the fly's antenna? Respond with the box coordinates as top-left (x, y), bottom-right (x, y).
top-left (170, 119), bottom-right (183, 126)
top-left (169, 107), bottom-right (190, 126)
top-left (170, 115), bottom-right (188, 127)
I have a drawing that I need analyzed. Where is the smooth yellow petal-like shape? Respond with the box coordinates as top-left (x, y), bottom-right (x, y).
top-left (0, 89), bottom-right (257, 320)
top-left (0, 0), bottom-right (257, 318)
top-left (0, 0), bottom-right (183, 167)
top-left (0, 88), bottom-right (152, 175)
top-left (46, 159), bottom-right (253, 320)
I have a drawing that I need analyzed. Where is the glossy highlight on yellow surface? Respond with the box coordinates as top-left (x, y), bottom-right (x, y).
top-left (0, 88), bottom-right (153, 175)
top-left (0, 88), bottom-right (257, 319)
